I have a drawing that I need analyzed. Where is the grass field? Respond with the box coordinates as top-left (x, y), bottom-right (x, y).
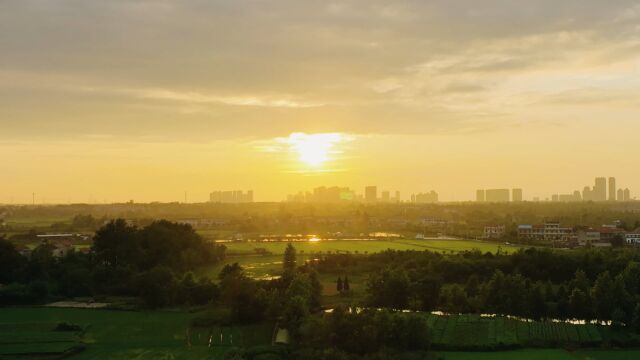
top-left (198, 238), bottom-right (522, 288)
top-left (219, 238), bottom-right (522, 255)
top-left (0, 307), bottom-right (274, 359)
top-left (0, 319), bottom-right (83, 359)
top-left (436, 349), bottom-right (640, 360)
top-left (426, 313), bottom-right (640, 350)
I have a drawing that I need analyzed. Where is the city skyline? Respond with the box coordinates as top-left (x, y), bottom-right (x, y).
top-left (2, 175), bottom-right (636, 205)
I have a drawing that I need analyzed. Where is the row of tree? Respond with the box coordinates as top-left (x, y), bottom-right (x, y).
top-left (348, 248), bottom-right (640, 329)
top-left (0, 219), bottom-right (225, 307)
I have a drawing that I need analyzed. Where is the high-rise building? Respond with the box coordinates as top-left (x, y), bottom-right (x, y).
top-left (210, 190), bottom-right (254, 203)
top-left (381, 191), bottom-right (390, 202)
top-left (395, 191), bottom-right (401, 202)
top-left (624, 188), bottom-right (631, 201)
top-left (476, 189), bottom-right (485, 202)
top-left (365, 186), bottom-right (377, 202)
top-left (618, 188), bottom-right (624, 201)
top-left (413, 191), bottom-right (438, 203)
top-left (594, 177), bottom-right (607, 201)
top-left (485, 189), bottom-right (510, 202)
top-left (512, 188), bottom-right (523, 202)
top-left (609, 177), bottom-right (616, 201)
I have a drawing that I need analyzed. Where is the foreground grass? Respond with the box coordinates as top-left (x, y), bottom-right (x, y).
top-left (0, 307), bottom-right (273, 359)
top-left (436, 349), bottom-right (640, 360)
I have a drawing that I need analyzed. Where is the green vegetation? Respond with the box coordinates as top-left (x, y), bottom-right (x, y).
top-left (221, 239), bottom-right (522, 256)
top-left (436, 349), bottom-right (640, 360)
top-left (425, 313), bottom-right (639, 350)
top-left (0, 307), bottom-right (274, 359)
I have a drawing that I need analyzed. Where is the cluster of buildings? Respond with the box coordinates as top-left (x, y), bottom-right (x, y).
top-left (286, 186), bottom-right (440, 204)
top-left (483, 220), bottom-right (640, 247)
top-left (287, 186), bottom-right (358, 203)
top-left (476, 188), bottom-right (523, 203)
top-left (552, 177), bottom-right (631, 202)
top-left (209, 190), bottom-right (254, 204)
top-left (411, 191), bottom-right (439, 204)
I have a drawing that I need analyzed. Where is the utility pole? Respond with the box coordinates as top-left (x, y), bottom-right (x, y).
top-left (32, 192), bottom-right (35, 206)
top-left (184, 191), bottom-right (188, 204)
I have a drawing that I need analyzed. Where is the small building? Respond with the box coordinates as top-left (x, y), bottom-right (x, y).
top-left (626, 230), bottom-right (640, 246)
top-left (483, 225), bottom-right (506, 239)
top-left (518, 221), bottom-right (573, 242)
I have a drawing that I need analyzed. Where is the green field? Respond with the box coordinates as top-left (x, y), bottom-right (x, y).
top-left (0, 307), bottom-right (273, 359)
top-left (436, 349), bottom-right (640, 360)
top-left (220, 239), bottom-right (522, 255)
top-left (198, 239), bottom-right (521, 283)
top-left (426, 313), bottom-right (640, 350)
top-left (2, 308), bottom-right (639, 359)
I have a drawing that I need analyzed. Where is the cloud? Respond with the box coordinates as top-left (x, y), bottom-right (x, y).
top-left (1, 0), bottom-right (640, 141)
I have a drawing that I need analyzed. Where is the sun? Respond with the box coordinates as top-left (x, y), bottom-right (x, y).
top-left (285, 133), bottom-right (345, 167)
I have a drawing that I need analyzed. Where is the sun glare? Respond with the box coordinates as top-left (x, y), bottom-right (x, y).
top-left (285, 133), bottom-right (345, 167)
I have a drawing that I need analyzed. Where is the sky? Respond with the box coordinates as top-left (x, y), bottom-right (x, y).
top-left (1, 0), bottom-right (640, 203)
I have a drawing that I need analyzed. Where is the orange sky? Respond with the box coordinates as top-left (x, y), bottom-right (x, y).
top-left (1, 1), bottom-right (640, 203)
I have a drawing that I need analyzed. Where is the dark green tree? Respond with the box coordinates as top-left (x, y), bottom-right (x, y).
top-left (283, 243), bottom-right (297, 277)
top-left (337, 277), bottom-right (343, 293)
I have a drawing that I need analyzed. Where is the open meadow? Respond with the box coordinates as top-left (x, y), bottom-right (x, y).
top-left (2, 307), bottom-right (639, 360)
top-left (219, 238), bottom-right (522, 255)
top-left (0, 307), bottom-right (274, 359)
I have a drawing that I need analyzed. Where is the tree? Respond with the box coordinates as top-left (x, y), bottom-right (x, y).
top-left (343, 276), bottom-right (350, 292)
top-left (591, 271), bottom-right (614, 321)
top-left (0, 238), bottom-right (26, 284)
top-left (569, 288), bottom-right (590, 320)
top-left (632, 303), bottom-right (640, 331)
top-left (92, 219), bottom-right (139, 268)
top-left (283, 243), bottom-right (297, 276)
top-left (134, 266), bottom-right (176, 308)
top-left (337, 277), bottom-right (343, 293)
top-left (366, 267), bottom-right (410, 309)
top-left (283, 295), bottom-right (310, 342)
top-left (610, 234), bottom-right (625, 247)
top-left (527, 283), bottom-right (547, 321)
top-left (439, 284), bottom-right (470, 313)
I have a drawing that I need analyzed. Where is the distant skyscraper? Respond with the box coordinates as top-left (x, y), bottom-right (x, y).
top-left (573, 190), bottom-right (582, 201)
top-left (512, 188), bottom-right (523, 202)
top-left (485, 189), bottom-right (510, 203)
top-left (617, 188), bottom-right (624, 201)
top-left (413, 191), bottom-right (438, 203)
top-left (365, 186), bottom-right (377, 202)
top-left (583, 186), bottom-right (592, 201)
top-left (210, 190), bottom-right (254, 203)
top-left (395, 191), bottom-right (401, 202)
top-left (609, 177), bottom-right (616, 201)
top-left (624, 188), bottom-right (631, 201)
top-left (381, 191), bottom-right (390, 202)
top-left (476, 189), bottom-right (485, 202)
top-left (594, 177), bottom-right (607, 201)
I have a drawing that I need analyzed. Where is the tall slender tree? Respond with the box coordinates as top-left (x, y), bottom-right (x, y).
top-left (283, 243), bottom-right (297, 275)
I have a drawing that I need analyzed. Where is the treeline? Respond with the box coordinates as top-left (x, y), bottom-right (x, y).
top-left (0, 219), bottom-right (225, 307)
top-left (318, 248), bottom-right (640, 329)
top-left (198, 245), bottom-right (430, 359)
top-left (197, 244), bottom-right (323, 329)
top-left (294, 307), bottom-right (429, 359)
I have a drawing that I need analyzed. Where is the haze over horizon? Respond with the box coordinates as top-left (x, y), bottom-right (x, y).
top-left (2, 1), bottom-right (640, 203)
